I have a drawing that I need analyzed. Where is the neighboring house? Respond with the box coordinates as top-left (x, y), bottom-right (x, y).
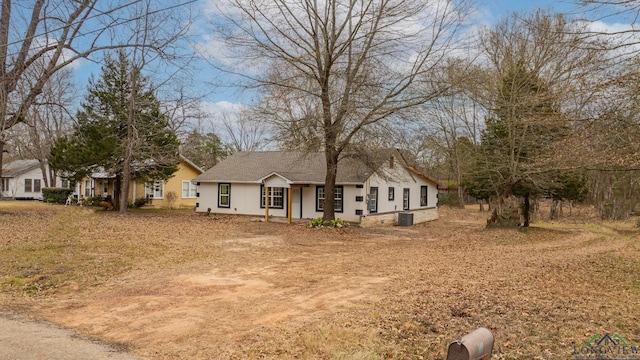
top-left (76, 155), bottom-right (204, 209)
top-left (193, 150), bottom-right (440, 226)
top-left (1, 159), bottom-right (68, 200)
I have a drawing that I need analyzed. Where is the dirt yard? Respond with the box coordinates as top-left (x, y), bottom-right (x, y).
top-left (0, 201), bottom-right (639, 359)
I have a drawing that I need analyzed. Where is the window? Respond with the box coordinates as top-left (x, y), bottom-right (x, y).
top-left (61, 180), bottom-right (69, 189)
top-left (34, 179), bottom-right (41, 192)
top-left (25, 179), bottom-right (32, 192)
top-left (145, 180), bottom-right (164, 199)
top-left (369, 187), bottom-right (378, 213)
top-left (182, 181), bottom-right (197, 198)
top-left (403, 188), bottom-right (410, 210)
top-left (84, 180), bottom-right (91, 196)
top-left (334, 186), bottom-right (343, 212)
top-left (1, 178), bottom-right (8, 192)
top-left (316, 185), bottom-right (343, 212)
top-left (260, 185), bottom-right (284, 209)
top-left (388, 187), bottom-right (395, 201)
top-left (219, 183), bottom-right (230, 208)
top-left (420, 186), bottom-right (428, 207)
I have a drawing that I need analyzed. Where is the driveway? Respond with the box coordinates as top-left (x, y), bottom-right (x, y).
top-left (0, 313), bottom-right (142, 360)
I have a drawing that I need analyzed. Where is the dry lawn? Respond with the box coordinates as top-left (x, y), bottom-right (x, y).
top-left (0, 201), bottom-right (639, 359)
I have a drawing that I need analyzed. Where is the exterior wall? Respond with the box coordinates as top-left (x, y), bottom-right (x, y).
top-left (302, 184), bottom-right (364, 223)
top-left (132, 161), bottom-right (201, 209)
top-left (360, 207), bottom-right (438, 228)
top-left (196, 183), bottom-right (365, 222)
top-left (196, 182), bottom-right (288, 218)
top-left (358, 161), bottom-right (439, 227)
top-left (1, 167), bottom-right (46, 199)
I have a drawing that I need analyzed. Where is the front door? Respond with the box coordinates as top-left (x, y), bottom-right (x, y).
top-left (292, 187), bottom-right (302, 219)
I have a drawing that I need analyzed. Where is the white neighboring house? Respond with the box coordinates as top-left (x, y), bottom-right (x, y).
top-left (1, 159), bottom-right (67, 200)
top-left (193, 150), bottom-right (440, 226)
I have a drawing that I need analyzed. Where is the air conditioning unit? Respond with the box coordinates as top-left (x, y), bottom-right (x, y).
top-left (398, 212), bottom-right (413, 226)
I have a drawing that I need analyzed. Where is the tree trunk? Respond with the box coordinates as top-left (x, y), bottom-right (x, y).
top-left (522, 193), bottom-right (530, 227)
top-left (119, 67), bottom-right (137, 215)
top-left (550, 199), bottom-right (558, 220)
top-left (457, 184), bottom-right (465, 209)
top-left (479, 199), bottom-right (485, 212)
top-left (322, 148), bottom-right (338, 221)
top-left (0, 139), bottom-right (4, 180)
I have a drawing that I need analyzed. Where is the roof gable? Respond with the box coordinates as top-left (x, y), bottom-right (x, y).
top-left (1, 159), bottom-right (41, 178)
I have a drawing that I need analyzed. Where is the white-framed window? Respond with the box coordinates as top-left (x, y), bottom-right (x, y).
top-left (34, 179), bottom-right (41, 193)
top-left (403, 188), bottom-right (410, 210)
top-left (260, 185), bottom-right (284, 209)
top-left (61, 179), bottom-right (70, 189)
top-left (84, 180), bottom-right (92, 197)
top-left (182, 181), bottom-right (197, 198)
top-left (1, 178), bottom-right (9, 192)
top-left (145, 180), bottom-right (164, 199)
top-left (219, 183), bottom-right (230, 208)
top-left (25, 179), bottom-right (32, 192)
top-left (316, 185), bottom-right (343, 213)
top-left (420, 186), bottom-right (428, 207)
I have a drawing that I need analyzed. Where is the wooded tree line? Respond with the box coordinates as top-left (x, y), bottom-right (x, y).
top-left (2, 0), bottom-right (639, 220)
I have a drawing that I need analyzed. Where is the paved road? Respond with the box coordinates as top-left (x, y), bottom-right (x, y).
top-left (0, 313), bottom-right (143, 360)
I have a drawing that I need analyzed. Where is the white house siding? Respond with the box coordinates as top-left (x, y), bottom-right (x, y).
top-left (196, 182), bottom-right (288, 218)
top-left (2, 167), bottom-right (48, 199)
top-left (359, 163), bottom-right (438, 226)
top-left (302, 184), bottom-right (364, 223)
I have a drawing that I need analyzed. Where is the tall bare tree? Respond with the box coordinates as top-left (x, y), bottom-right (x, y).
top-left (0, 0), bottom-right (197, 180)
top-left (213, 0), bottom-right (472, 220)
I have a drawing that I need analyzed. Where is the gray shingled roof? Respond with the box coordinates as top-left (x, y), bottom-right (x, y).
top-left (194, 151), bottom-right (376, 184)
top-left (1, 159), bottom-right (41, 178)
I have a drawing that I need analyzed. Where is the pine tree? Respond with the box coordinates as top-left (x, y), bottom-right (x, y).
top-left (50, 51), bottom-right (179, 211)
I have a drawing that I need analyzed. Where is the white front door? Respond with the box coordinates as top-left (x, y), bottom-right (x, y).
top-left (292, 187), bottom-right (302, 219)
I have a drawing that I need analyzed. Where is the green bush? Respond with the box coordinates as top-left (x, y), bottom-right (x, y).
top-left (42, 188), bottom-right (74, 204)
top-left (132, 197), bottom-right (149, 208)
top-left (308, 217), bottom-right (350, 228)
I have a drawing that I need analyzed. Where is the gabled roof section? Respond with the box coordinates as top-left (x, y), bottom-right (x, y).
top-left (194, 151), bottom-right (375, 184)
top-left (1, 159), bottom-right (41, 178)
top-left (257, 172), bottom-right (294, 185)
top-left (179, 155), bottom-right (204, 174)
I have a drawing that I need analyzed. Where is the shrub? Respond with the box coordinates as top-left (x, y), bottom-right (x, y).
top-left (308, 217), bottom-right (350, 228)
top-left (165, 191), bottom-right (178, 209)
top-left (132, 197), bottom-right (148, 208)
top-left (42, 188), bottom-right (74, 204)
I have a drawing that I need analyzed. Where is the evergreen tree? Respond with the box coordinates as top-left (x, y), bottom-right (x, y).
top-left (50, 51), bottom-right (179, 210)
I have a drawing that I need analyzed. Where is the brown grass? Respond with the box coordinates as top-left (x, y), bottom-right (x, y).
top-left (0, 200), bottom-right (639, 359)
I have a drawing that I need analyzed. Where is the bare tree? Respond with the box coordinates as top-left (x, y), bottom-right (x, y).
top-left (213, 0), bottom-right (472, 220)
top-left (0, 0), bottom-right (197, 179)
top-left (8, 66), bottom-right (76, 187)
top-left (222, 109), bottom-right (270, 152)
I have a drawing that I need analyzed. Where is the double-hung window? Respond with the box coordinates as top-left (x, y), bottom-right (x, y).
top-left (34, 179), bottom-right (41, 193)
top-left (420, 186), bottom-right (428, 207)
top-left (403, 188), bottom-right (410, 210)
top-left (24, 179), bottom-right (32, 192)
top-left (182, 181), bottom-right (197, 198)
top-left (219, 183), bottom-right (230, 208)
top-left (260, 186), bottom-right (284, 209)
top-left (145, 180), bottom-right (164, 199)
top-left (316, 186), bottom-right (343, 213)
top-left (369, 187), bottom-right (378, 213)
